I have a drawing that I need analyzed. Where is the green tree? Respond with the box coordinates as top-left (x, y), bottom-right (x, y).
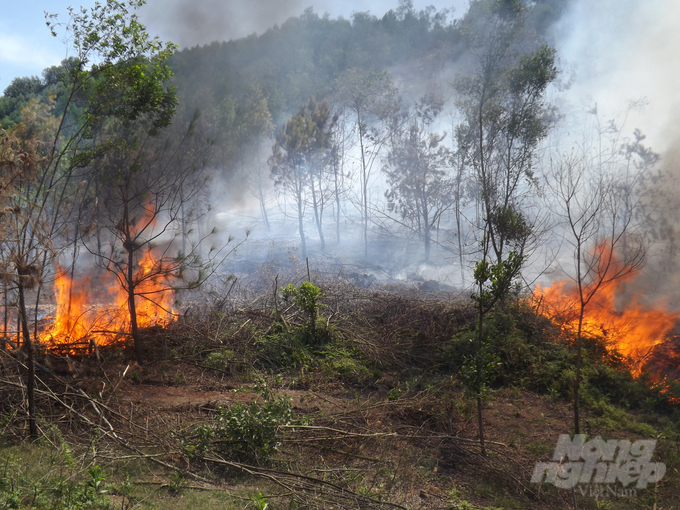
top-left (383, 98), bottom-right (453, 261)
top-left (454, 0), bottom-right (556, 455)
top-left (270, 98), bottom-right (337, 259)
top-left (466, 211), bottom-right (526, 456)
top-left (0, 0), bottom-right (180, 437)
top-left (454, 0), bottom-right (558, 265)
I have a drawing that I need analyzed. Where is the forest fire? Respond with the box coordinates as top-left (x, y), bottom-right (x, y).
top-left (38, 249), bottom-right (176, 354)
top-left (534, 270), bottom-right (679, 377)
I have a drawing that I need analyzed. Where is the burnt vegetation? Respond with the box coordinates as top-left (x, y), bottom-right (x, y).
top-left (0, 0), bottom-right (679, 509)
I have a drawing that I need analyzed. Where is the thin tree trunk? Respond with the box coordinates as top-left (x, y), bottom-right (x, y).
top-left (422, 192), bottom-right (430, 261)
top-left (18, 281), bottom-right (37, 439)
top-left (3, 280), bottom-right (8, 340)
top-left (127, 245), bottom-right (142, 365)
top-left (334, 155), bottom-right (341, 244)
top-left (311, 175), bottom-right (325, 251)
top-left (456, 206), bottom-right (464, 286)
top-left (476, 292), bottom-right (486, 457)
top-left (574, 306), bottom-right (585, 435)
top-left (296, 185), bottom-right (307, 260)
top-left (256, 138), bottom-right (271, 232)
top-left (358, 115), bottom-right (369, 259)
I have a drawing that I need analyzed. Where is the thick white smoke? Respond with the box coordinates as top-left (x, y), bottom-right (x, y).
top-left (553, 0), bottom-right (680, 153)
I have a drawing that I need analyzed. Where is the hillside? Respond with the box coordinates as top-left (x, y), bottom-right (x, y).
top-left (0, 275), bottom-right (677, 509)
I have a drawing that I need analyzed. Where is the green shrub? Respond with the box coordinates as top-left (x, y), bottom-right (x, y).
top-left (282, 282), bottom-right (331, 345)
top-left (194, 379), bottom-right (302, 464)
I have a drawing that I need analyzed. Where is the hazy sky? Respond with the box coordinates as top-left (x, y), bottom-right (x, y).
top-left (0, 0), bottom-right (468, 93)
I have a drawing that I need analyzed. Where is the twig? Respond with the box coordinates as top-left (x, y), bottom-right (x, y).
top-left (202, 455), bottom-right (409, 510)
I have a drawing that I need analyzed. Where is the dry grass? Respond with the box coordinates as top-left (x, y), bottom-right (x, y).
top-left (0, 279), bottom-right (675, 509)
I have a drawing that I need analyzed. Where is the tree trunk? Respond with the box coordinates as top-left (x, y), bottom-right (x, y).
top-left (3, 279), bottom-right (8, 340)
top-left (311, 175), bottom-right (325, 251)
top-left (358, 116), bottom-right (369, 259)
top-left (126, 244), bottom-right (142, 365)
top-left (18, 281), bottom-right (37, 440)
top-left (476, 295), bottom-right (487, 457)
top-left (574, 306), bottom-right (585, 435)
top-left (296, 185), bottom-right (307, 260)
top-left (256, 139), bottom-right (271, 232)
top-left (422, 193), bottom-right (430, 261)
top-left (334, 156), bottom-right (341, 244)
top-left (259, 183), bottom-right (270, 232)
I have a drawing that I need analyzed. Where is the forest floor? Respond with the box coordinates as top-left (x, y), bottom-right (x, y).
top-left (0, 280), bottom-right (677, 509)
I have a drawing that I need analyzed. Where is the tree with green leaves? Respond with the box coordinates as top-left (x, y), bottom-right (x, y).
top-left (465, 208), bottom-right (527, 456)
top-left (454, 0), bottom-right (558, 266)
top-left (270, 98), bottom-right (337, 259)
top-left (454, 0), bottom-right (557, 455)
top-left (383, 111), bottom-right (453, 261)
top-left (0, 0), bottom-right (180, 437)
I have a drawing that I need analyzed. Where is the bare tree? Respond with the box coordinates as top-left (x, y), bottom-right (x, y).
top-left (546, 151), bottom-right (646, 434)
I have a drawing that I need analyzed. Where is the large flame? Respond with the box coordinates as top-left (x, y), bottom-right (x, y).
top-left (534, 248), bottom-right (679, 376)
top-left (39, 248), bottom-right (176, 353)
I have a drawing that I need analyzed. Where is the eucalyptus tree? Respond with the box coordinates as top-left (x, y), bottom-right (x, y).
top-left (454, 0), bottom-right (558, 266)
top-left (453, 0), bottom-right (558, 455)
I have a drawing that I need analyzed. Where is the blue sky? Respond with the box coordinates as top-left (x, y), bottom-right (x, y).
top-left (0, 0), bottom-right (468, 93)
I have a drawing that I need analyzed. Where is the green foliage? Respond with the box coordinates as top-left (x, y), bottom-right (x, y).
top-left (255, 328), bottom-right (316, 370)
top-left (46, 0), bottom-right (178, 130)
top-left (461, 338), bottom-right (502, 398)
top-left (250, 492), bottom-right (269, 509)
top-left (282, 282), bottom-right (324, 327)
top-left (205, 349), bottom-right (234, 369)
top-left (0, 449), bottom-right (111, 509)
top-left (318, 345), bottom-right (375, 386)
top-left (167, 471), bottom-right (187, 494)
top-left (86, 465), bottom-right (107, 495)
top-left (471, 250), bottom-right (524, 313)
top-left (194, 379), bottom-right (300, 464)
top-left (281, 281), bottom-right (332, 345)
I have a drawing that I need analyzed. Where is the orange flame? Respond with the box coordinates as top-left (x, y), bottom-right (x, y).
top-left (534, 251), bottom-right (679, 376)
top-left (39, 248), bottom-right (176, 353)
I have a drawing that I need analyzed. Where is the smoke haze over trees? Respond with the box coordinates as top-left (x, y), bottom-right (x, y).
top-left (2, 0), bottom-right (679, 335)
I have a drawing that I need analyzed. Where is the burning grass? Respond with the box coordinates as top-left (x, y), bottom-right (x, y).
top-left (534, 273), bottom-right (680, 377)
